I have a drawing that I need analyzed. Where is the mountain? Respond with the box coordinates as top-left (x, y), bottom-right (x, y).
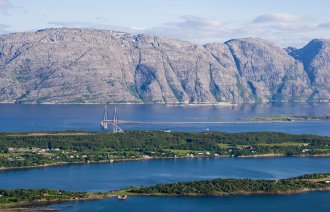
top-left (288, 39), bottom-right (330, 100)
top-left (0, 28), bottom-right (329, 104)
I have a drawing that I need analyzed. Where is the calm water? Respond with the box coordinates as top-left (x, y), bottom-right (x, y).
top-left (1, 157), bottom-right (330, 192)
top-left (0, 103), bottom-right (329, 135)
top-left (49, 193), bottom-right (330, 212)
top-left (1, 103), bottom-right (330, 211)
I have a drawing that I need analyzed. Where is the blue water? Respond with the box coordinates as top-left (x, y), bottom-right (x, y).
top-left (1, 157), bottom-right (330, 192)
top-left (49, 193), bottom-right (330, 212)
top-left (0, 103), bottom-right (329, 135)
top-left (1, 103), bottom-right (330, 211)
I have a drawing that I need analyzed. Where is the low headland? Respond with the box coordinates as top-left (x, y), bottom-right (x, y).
top-left (1, 131), bottom-right (330, 170)
top-left (240, 115), bottom-right (330, 121)
top-left (1, 173), bottom-right (330, 209)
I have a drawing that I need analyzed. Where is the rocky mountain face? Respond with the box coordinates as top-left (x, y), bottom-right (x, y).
top-left (0, 28), bottom-right (329, 104)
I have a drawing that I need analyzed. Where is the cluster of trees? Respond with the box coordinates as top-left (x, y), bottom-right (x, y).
top-left (1, 131), bottom-right (329, 150)
top-left (0, 189), bottom-right (88, 206)
top-left (129, 174), bottom-right (330, 195)
top-left (0, 131), bottom-right (329, 168)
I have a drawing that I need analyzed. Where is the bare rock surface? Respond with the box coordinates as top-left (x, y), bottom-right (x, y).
top-left (0, 28), bottom-right (329, 103)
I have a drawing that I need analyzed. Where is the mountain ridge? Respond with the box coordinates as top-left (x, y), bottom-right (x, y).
top-left (0, 28), bottom-right (329, 104)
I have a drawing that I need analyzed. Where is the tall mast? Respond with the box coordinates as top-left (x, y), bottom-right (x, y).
top-left (103, 105), bottom-right (108, 121)
top-left (113, 107), bottom-right (117, 132)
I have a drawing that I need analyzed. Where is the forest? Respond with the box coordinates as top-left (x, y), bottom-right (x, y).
top-left (0, 131), bottom-right (329, 168)
top-left (127, 173), bottom-right (330, 195)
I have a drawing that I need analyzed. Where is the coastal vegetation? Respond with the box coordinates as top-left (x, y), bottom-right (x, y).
top-left (0, 131), bottom-right (329, 169)
top-left (125, 173), bottom-right (330, 195)
top-left (1, 173), bottom-right (330, 209)
top-left (0, 189), bottom-right (106, 209)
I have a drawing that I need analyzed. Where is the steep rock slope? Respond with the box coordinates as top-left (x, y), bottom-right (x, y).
top-left (0, 28), bottom-right (329, 103)
top-left (289, 39), bottom-right (330, 101)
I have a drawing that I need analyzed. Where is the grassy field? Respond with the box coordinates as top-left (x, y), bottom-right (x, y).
top-left (257, 142), bottom-right (309, 147)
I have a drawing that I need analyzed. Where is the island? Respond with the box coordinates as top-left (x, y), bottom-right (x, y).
top-left (0, 131), bottom-right (330, 170)
top-left (1, 173), bottom-right (330, 209)
top-left (240, 115), bottom-right (330, 121)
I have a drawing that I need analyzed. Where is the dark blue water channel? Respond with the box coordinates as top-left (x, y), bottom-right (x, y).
top-left (1, 157), bottom-right (330, 192)
top-left (49, 192), bottom-right (330, 212)
top-left (0, 103), bottom-right (329, 135)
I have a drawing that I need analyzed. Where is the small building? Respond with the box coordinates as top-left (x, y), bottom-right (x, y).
top-left (143, 154), bottom-right (152, 159)
top-left (302, 149), bottom-right (310, 153)
top-left (243, 145), bottom-right (254, 150)
top-left (7, 147), bottom-right (15, 152)
top-left (324, 180), bottom-right (330, 184)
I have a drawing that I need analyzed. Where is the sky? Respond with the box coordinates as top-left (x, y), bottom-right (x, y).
top-left (1, 0), bottom-right (330, 47)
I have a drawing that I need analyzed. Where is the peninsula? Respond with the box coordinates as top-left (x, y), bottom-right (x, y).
top-left (240, 115), bottom-right (330, 121)
top-left (0, 131), bottom-right (329, 170)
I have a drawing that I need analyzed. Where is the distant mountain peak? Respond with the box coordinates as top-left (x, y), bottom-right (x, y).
top-left (0, 28), bottom-right (329, 103)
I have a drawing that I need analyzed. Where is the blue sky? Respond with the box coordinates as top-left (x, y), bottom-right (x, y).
top-left (1, 0), bottom-right (330, 47)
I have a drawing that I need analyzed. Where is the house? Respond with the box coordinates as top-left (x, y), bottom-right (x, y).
top-left (243, 145), bottom-right (254, 150)
top-left (7, 147), bottom-right (15, 152)
top-left (143, 154), bottom-right (152, 159)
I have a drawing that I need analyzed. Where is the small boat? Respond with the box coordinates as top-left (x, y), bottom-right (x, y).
top-left (117, 195), bottom-right (128, 200)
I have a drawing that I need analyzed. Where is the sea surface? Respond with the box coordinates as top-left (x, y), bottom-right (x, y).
top-left (0, 103), bottom-right (329, 135)
top-left (1, 103), bottom-right (330, 211)
top-left (48, 193), bottom-right (330, 212)
top-left (0, 157), bottom-right (329, 192)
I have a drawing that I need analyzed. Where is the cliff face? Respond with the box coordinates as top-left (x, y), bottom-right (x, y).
top-left (0, 28), bottom-right (329, 104)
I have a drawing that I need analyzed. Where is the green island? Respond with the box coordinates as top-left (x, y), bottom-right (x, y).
top-left (1, 173), bottom-right (330, 209)
top-left (240, 115), bottom-right (330, 121)
top-left (1, 131), bottom-right (330, 170)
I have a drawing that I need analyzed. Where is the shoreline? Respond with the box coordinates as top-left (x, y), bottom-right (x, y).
top-left (1, 100), bottom-right (329, 105)
top-left (1, 153), bottom-right (330, 171)
top-left (2, 186), bottom-right (330, 210)
top-left (121, 187), bottom-right (330, 197)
